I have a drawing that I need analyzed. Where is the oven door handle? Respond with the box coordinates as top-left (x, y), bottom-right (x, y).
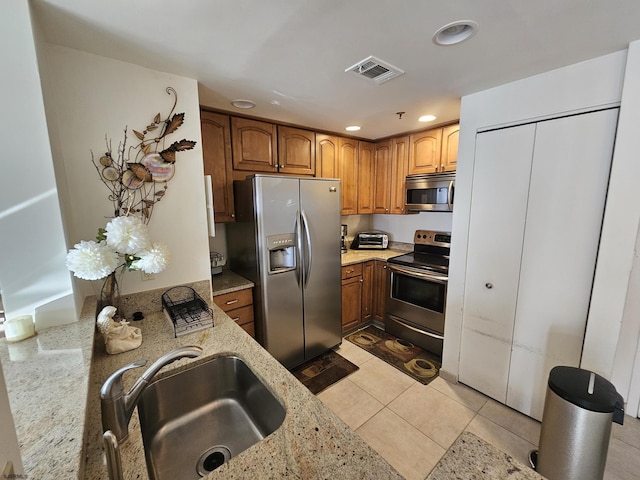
top-left (447, 180), bottom-right (454, 210)
top-left (387, 314), bottom-right (445, 340)
top-left (388, 264), bottom-right (448, 284)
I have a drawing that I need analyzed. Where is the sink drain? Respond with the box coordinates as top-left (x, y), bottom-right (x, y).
top-left (197, 445), bottom-right (232, 476)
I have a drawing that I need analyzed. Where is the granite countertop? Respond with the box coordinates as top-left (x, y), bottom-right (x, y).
top-left (428, 432), bottom-right (545, 480)
top-left (82, 304), bottom-right (404, 479)
top-left (211, 269), bottom-right (254, 296)
top-left (341, 248), bottom-right (408, 266)
top-left (0, 301), bottom-right (96, 479)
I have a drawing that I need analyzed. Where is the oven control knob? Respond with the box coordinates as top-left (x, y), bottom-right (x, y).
top-left (485, 282), bottom-right (493, 289)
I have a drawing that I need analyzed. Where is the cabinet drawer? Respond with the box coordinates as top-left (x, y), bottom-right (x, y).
top-left (213, 288), bottom-right (253, 312)
top-left (226, 304), bottom-right (254, 327)
top-left (239, 321), bottom-right (255, 337)
top-left (341, 263), bottom-right (363, 280)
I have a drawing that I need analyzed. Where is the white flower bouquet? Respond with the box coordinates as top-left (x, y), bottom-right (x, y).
top-left (66, 216), bottom-right (170, 281)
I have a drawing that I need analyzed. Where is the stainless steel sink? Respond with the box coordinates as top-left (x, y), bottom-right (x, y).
top-left (137, 355), bottom-right (286, 479)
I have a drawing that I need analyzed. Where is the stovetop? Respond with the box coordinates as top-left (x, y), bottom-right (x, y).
top-left (387, 252), bottom-right (449, 274)
top-left (387, 230), bottom-right (451, 274)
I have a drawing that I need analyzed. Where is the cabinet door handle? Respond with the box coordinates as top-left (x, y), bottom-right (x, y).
top-left (346, 269), bottom-right (354, 274)
top-left (231, 317), bottom-right (240, 322)
top-left (485, 282), bottom-right (493, 289)
top-left (225, 299), bottom-right (240, 305)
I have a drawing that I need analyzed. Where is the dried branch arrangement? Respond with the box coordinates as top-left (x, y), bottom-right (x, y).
top-left (91, 87), bottom-right (196, 223)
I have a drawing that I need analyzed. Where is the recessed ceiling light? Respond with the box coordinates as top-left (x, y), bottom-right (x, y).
top-left (345, 125), bottom-right (361, 132)
top-left (231, 99), bottom-right (256, 109)
top-left (433, 20), bottom-right (478, 46)
top-left (419, 115), bottom-right (437, 122)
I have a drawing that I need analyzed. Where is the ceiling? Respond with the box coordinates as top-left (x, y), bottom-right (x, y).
top-left (31, 0), bottom-right (640, 139)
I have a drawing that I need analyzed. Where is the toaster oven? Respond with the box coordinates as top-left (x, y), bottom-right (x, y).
top-left (351, 232), bottom-right (389, 250)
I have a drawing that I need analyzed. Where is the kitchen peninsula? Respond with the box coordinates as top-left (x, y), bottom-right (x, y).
top-left (83, 303), bottom-right (405, 479)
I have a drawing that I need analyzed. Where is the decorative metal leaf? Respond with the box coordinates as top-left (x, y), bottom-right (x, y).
top-left (165, 139), bottom-right (197, 153)
top-left (160, 151), bottom-right (176, 163)
top-left (133, 130), bottom-right (145, 141)
top-left (162, 113), bottom-right (184, 137)
top-left (143, 143), bottom-right (152, 154)
top-left (128, 163), bottom-right (152, 182)
top-left (142, 206), bottom-right (150, 219)
top-left (143, 199), bottom-right (155, 206)
top-left (147, 124), bottom-right (158, 131)
top-left (155, 190), bottom-right (165, 197)
top-left (154, 113), bottom-right (162, 124)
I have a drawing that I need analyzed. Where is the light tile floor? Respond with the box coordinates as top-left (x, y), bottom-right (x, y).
top-left (316, 340), bottom-right (640, 480)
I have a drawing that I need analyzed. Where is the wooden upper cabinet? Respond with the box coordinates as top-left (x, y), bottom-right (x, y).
top-left (390, 135), bottom-right (410, 214)
top-left (357, 141), bottom-right (375, 214)
top-left (441, 124), bottom-right (459, 172)
top-left (316, 134), bottom-right (339, 178)
top-left (409, 128), bottom-right (443, 174)
top-left (231, 117), bottom-right (277, 172)
top-left (373, 140), bottom-right (392, 214)
top-left (201, 110), bottom-right (235, 222)
top-left (277, 126), bottom-right (315, 175)
top-left (338, 137), bottom-right (358, 215)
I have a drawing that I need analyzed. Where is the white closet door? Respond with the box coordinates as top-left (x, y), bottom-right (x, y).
top-left (507, 109), bottom-right (619, 420)
top-left (459, 124), bottom-right (536, 402)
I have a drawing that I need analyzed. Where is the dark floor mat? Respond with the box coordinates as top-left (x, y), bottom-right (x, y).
top-left (291, 349), bottom-right (359, 394)
top-left (346, 325), bottom-right (441, 385)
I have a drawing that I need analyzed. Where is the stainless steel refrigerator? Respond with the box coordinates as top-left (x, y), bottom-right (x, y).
top-left (227, 175), bottom-right (342, 369)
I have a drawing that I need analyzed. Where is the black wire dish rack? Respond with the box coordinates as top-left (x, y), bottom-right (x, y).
top-left (161, 286), bottom-right (213, 337)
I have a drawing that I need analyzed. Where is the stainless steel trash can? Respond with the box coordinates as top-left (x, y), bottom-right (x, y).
top-left (535, 366), bottom-right (624, 480)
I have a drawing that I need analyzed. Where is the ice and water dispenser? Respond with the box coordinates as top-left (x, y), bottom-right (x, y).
top-left (267, 234), bottom-right (296, 273)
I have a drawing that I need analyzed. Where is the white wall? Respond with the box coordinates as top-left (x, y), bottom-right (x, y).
top-left (588, 41), bottom-right (640, 415)
top-left (41, 45), bottom-right (211, 299)
top-left (372, 212), bottom-right (452, 242)
top-left (0, 0), bottom-right (75, 327)
top-left (0, 0), bottom-right (51, 473)
top-left (445, 50), bottom-right (627, 387)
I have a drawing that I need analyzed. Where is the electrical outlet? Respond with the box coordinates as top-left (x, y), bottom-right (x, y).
top-left (141, 271), bottom-right (155, 281)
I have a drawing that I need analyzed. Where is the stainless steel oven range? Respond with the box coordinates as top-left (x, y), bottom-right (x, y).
top-left (385, 230), bottom-right (450, 357)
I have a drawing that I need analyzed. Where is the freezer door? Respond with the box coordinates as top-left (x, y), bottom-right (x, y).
top-left (300, 178), bottom-right (342, 360)
top-left (254, 176), bottom-right (305, 368)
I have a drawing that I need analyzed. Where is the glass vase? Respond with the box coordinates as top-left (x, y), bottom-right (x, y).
top-left (97, 271), bottom-right (122, 319)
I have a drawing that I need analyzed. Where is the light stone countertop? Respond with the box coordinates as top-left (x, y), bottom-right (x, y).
top-left (340, 248), bottom-right (408, 266)
top-left (211, 269), bottom-right (254, 296)
top-left (0, 300), bottom-right (96, 479)
top-left (427, 432), bottom-right (545, 479)
top-left (82, 303), bottom-right (404, 479)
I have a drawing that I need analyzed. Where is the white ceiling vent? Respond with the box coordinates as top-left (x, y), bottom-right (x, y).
top-left (345, 56), bottom-right (405, 84)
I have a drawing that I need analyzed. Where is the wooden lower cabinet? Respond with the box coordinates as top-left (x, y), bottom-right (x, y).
top-left (341, 261), bottom-right (384, 333)
top-left (213, 287), bottom-right (255, 337)
top-left (372, 260), bottom-right (388, 321)
top-left (341, 263), bottom-right (363, 331)
top-left (361, 261), bottom-right (374, 321)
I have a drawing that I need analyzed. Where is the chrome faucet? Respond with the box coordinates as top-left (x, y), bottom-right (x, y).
top-left (100, 345), bottom-right (203, 442)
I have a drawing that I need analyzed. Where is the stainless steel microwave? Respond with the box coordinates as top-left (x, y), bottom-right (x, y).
top-left (405, 172), bottom-right (455, 212)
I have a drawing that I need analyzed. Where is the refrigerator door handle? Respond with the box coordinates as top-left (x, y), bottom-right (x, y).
top-left (294, 210), bottom-right (303, 288)
top-left (301, 209), bottom-right (312, 288)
